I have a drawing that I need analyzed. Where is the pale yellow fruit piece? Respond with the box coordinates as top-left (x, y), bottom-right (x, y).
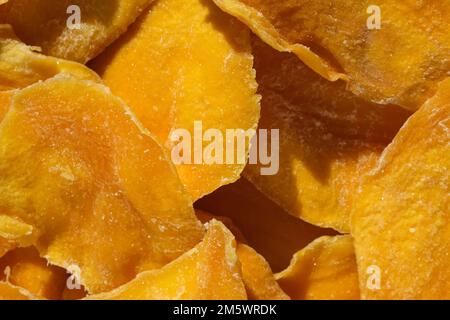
top-left (0, 0), bottom-right (155, 63)
top-left (0, 24), bottom-right (99, 90)
top-left (276, 236), bottom-right (360, 300)
top-left (90, 0), bottom-right (260, 200)
top-left (243, 37), bottom-right (411, 232)
top-left (237, 244), bottom-right (289, 300)
top-left (86, 220), bottom-right (247, 300)
top-left (196, 178), bottom-right (337, 272)
top-left (213, 0), bottom-right (450, 110)
top-left (0, 76), bottom-right (204, 294)
top-left (352, 78), bottom-right (450, 300)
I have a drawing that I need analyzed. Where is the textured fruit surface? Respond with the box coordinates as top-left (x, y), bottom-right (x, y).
top-left (0, 76), bottom-right (204, 293)
top-left (0, 247), bottom-right (66, 299)
top-left (237, 244), bottom-right (289, 300)
top-left (0, 281), bottom-right (35, 300)
top-left (213, 0), bottom-right (450, 110)
top-left (276, 236), bottom-right (360, 300)
top-left (86, 220), bottom-right (247, 300)
top-left (91, 0), bottom-right (260, 200)
top-left (0, 0), bottom-right (155, 63)
top-left (0, 24), bottom-right (99, 90)
top-left (244, 37), bottom-right (411, 232)
top-left (352, 79), bottom-right (450, 300)
top-left (196, 178), bottom-right (336, 272)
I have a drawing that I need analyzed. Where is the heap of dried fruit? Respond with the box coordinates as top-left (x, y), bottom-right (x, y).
top-left (0, 0), bottom-right (448, 301)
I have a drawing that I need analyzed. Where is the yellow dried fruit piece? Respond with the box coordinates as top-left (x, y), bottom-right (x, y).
top-left (0, 282), bottom-right (36, 300)
top-left (237, 244), bottom-right (289, 300)
top-left (243, 37), bottom-right (411, 232)
top-left (0, 24), bottom-right (99, 90)
top-left (0, 76), bottom-right (204, 294)
top-left (213, 0), bottom-right (450, 110)
top-left (86, 220), bottom-right (247, 300)
top-left (0, 247), bottom-right (67, 300)
top-left (352, 79), bottom-right (450, 300)
top-left (276, 236), bottom-right (360, 300)
top-left (0, 90), bottom-right (13, 122)
top-left (90, 0), bottom-right (260, 200)
top-left (196, 178), bottom-right (336, 272)
top-left (196, 209), bottom-right (247, 243)
top-left (0, 0), bottom-right (155, 63)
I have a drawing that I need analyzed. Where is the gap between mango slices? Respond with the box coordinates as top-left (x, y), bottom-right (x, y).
top-left (212, 0), bottom-right (450, 110)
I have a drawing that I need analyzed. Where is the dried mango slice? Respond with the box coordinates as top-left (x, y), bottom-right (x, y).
top-left (0, 0), bottom-right (155, 63)
top-left (0, 90), bottom-right (13, 122)
top-left (0, 76), bottom-right (204, 294)
top-left (243, 37), bottom-right (411, 232)
top-left (212, 0), bottom-right (450, 110)
top-left (237, 244), bottom-right (289, 300)
top-left (352, 79), bottom-right (450, 300)
top-left (196, 209), bottom-right (246, 243)
top-left (0, 24), bottom-right (99, 90)
top-left (276, 236), bottom-right (360, 300)
top-left (86, 220), bottom-right (247, 300)
top-left (0, 282), bottom-right (36, 300)
top-left (196, 178), bottom-right (336, 272)
top-left (0, 247), bottom-right (66, 299)
top-left (90, 0), bottom-right (260, 200)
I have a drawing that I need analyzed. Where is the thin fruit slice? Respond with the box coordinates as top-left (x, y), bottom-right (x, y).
top-left (0, 247), bottom-right (67, 299)
top-left (244, 37), bottom-right (411, 232)
top-left (276, 236), bottom-right (360, 300)
top-left (212, 0), bottom-right (450, 110)
top-left (352, 78), bottom-right (450, 300)
top-left (0, 75), bottom-right (204, 294)
top-left (86, 220), bottom-right (247, 300)
top-left (237, 244), bottom-right (289, 300)
top-left (196, 209), bottom-right (247, 243)
top-left (0, 24), bottom-right (99, 90)
top-left (0, 0), bottom-right (155, 63)
top-left (196, 178), bottom-right (336, 272)
top-left (90, 0), bottom-right (260, 200)
top-left (0, 281), bottom-right (36, 300)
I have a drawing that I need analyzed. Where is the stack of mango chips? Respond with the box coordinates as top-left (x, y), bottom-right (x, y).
top-left (0, 0), bottom-right (448, 300)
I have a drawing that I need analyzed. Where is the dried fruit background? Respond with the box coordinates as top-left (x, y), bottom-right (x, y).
top-left (0, 0), bottom-right (448, 300)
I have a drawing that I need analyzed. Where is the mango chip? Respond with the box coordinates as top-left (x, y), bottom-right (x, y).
top-left (213, 0), bottom-right (450, 110)
top-left (276, 236), bottom-right (360, 300)
top-left (0, 282), bottom-right (36, 300)
top-left (90, 0), bottom-right (260, 200)
top-left (197, 178), bottom-right (336, 272)
top-left (237, 244), bottom-right (289, 300)
top-left (0, 76), bottom-right (204, 293)
top-left (0, 247), bottom-right (66, 300)
top-left (243, 37), bottom-right (411, 232)
top-left (352, 79), bottom-right (450, 300)
top-left (0, 24), bottom-right (99, 90)
top-left (86, 220), bottom-right (247, 300)
top-left (0, 0), bottom-right (155, 63)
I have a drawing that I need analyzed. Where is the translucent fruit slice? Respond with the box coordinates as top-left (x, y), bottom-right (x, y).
top-left (276, 236), bottom-right (360, 300)
top-left (0, 247), bottom-right (67, 299)
top-left (352, 78), bottom-right (450, 300)
top-left (90, 0), bottom-right (260, 201)
top-left (0, 24), bottom-right (99, 90)
top-left (0, 0), bottom-right (155, 63)
top-left (86, 220), bottom-right (247, 300)
top-left (212, 0), bottom-right (450, 110)
top-left (0, 76), bottom-right (204, 294)
top-left (237, 244), bottom-right (289, 300)
top-left (196, 178), bottom-right (336, 272)
top-left (243, 37), bottom-right (411, 232)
